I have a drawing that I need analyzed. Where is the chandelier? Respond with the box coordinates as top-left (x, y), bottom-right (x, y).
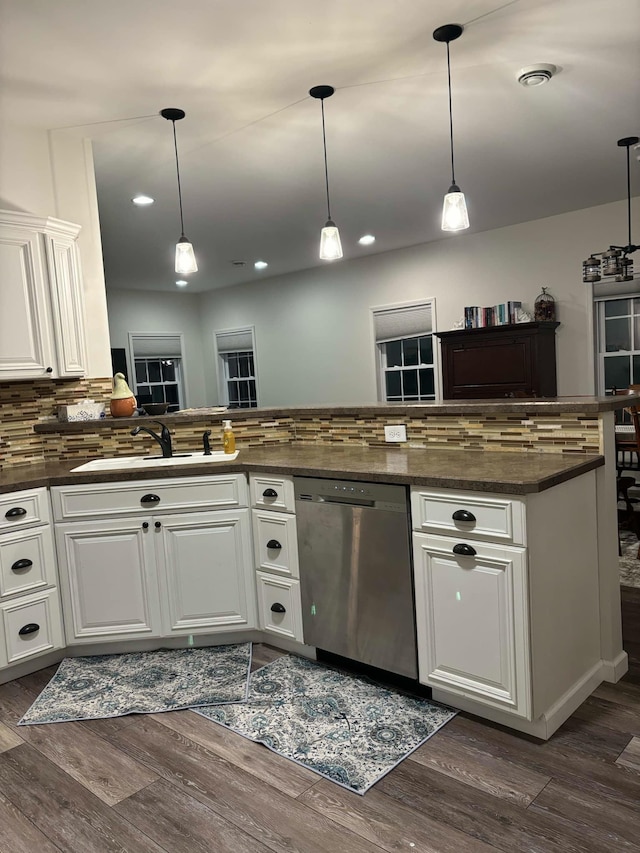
top-left (583, 136), bottom-right (639, 283)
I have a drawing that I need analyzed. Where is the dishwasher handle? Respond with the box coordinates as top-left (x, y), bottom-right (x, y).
top-left (316, 496), bottom-right (376, 508)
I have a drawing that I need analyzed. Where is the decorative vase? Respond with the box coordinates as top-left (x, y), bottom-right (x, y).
top-left (110, 396), bottom-right (137, 418)
top-left (110, 372), bottom-right (137, 418)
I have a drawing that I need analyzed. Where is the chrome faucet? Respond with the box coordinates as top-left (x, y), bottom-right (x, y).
top-left (130, 421), bottom-right (173, 458)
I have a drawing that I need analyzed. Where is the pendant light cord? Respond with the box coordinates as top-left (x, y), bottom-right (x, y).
top-left (320, 98), bottom-right (332, 221)
top-left (446, 41), bottom-right (456, 186)
top-left (170, 120), bottom-right (186, 237)
top-left (626, 142), bottom-right (632, 249)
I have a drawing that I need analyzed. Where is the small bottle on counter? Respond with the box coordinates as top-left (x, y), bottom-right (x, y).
top-left (222, 419), bottom-right (236, 454)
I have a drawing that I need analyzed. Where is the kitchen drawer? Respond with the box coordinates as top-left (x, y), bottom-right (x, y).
top-left (410, 487), bottom-right (525, 545)
top-left (249, 474), bottom-right (295, 513)
top-left (252, 510), bottom-right (299, 578)
top-left (0, 488), bottom-right (50, 532)
top-left (256, 572), bottom-right (303, 642)
top-left (0, 588), bottom-right (64, 667)
top-left (51, 474), bottom-right (248, 520)
top-left (0, 525), bottom-right (57, 600)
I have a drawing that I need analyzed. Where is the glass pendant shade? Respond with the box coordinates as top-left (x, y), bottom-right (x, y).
top-left (441, 185), bottom-right (470, 232)
top-left (319, 219), bottom-right (343, 260)
top-left (175, 236), bottom-right (198, 274)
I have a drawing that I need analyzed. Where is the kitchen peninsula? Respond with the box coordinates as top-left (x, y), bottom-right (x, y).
top-left (0, 396), bottom-right (631, 739)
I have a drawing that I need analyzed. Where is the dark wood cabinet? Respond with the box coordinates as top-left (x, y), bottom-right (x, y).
top-left (436, 321), bottom-right (560, 399)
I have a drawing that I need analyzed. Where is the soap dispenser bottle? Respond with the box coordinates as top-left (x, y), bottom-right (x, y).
top-left (222, 420), bottom-right (236, 454)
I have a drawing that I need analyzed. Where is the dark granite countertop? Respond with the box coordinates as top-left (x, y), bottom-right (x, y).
top-left (0, 445), bottom-right (604, 496)
top-left (31, 396), bottom-right (637, 434)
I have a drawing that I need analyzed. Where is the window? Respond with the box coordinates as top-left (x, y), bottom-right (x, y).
top-left (372, 301), bottom-right (437, 402)
top-left (128, 334), bottom-right (185, 411)
top-left (214, 328), bottom-right (258, 408)
top-left (595, 296), bottom-right (640, 393)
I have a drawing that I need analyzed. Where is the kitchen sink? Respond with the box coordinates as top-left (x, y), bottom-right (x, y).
top-left (71, 451), bottom-right (239, 473)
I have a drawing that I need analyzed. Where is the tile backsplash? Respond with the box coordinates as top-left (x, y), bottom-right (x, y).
top-left (1, 378), bottom-right (602, 468)
top-left (0, 377), bottom-right (112, 466)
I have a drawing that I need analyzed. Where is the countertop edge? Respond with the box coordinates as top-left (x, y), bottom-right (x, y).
top-left (0, 453), bottom-right (604, 497)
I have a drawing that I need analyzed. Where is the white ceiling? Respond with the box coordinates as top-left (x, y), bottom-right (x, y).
top-left (1, 0), bottom-right (639, 293)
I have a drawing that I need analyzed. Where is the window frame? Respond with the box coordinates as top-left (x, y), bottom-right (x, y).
top-left (127, 332), bottom-right (187, 411)
top-left (594, 293), bottom-right (640, 394)
top-left (370, 298), bottom-right (440, 403)
top-left (214, 326), bottom-right (259, 408)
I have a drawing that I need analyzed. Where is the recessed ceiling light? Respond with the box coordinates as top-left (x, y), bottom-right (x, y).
top-left (176, 280), bottom-right (188, 287)
top-left (517, 64), bottom-right (557, 87)
top-left (358, 235), bottom-right (376, 245)
top-left (254, 260), bottom-right (268, 270)
top-left (132, 195), bottom-right (154, 205)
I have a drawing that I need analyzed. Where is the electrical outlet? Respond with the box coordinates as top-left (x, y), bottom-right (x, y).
top-left (384, 424), bottom-right (407, 442)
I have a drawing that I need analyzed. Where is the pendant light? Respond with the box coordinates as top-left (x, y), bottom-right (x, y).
top-left (582, 136), bottom-right (639, 283)
top-left (309, 85), bottom-right (343, 260)
top-left (160, 107), bottom-right (198, 275)
top-left (433, 24), bottom-right (470, 232)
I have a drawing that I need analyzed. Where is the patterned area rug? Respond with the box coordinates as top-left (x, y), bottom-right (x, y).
top-left (19, 643), bottom-right (252, 726)
top-left (195, 653), bottom-right (456, 795)
top-left (619, 529), bottom-right (640, 588)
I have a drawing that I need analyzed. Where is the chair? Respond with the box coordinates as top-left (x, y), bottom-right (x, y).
top-left (613, 386), bottom-right (640, 476)
top-left (613, 387), bottom-right (640, 557)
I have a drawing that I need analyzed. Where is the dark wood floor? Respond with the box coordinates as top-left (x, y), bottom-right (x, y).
top-left (1, 593), bottom-right (639, 853)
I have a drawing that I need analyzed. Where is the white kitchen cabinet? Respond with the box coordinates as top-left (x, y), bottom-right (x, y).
top-left (0, 489), bottom-right (64, 673)
top-left (411, 474), bottom-right (604, 739)
top-left (413, 532), bottom-right (530, 718)
top-left (158, 509), bottom-right (254, 634)
top-left (0, 210), bottom-right (87, 380)
top-left (54, 516), bottom-right (161, 641)
top-left (52, 474), bottom-right (256, 645)
top-left (249, 473), bottom-right (303, 643)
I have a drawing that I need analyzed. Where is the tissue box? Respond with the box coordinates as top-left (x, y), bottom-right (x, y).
top-left (57, 401), bottom-right (106, 422)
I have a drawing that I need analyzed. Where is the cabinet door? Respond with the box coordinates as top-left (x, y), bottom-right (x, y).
top-left (44, 232), bottom-right (86, 376)
top-left (0, 226), bottom-right (56, 378)
top-left (413, 532), bottom-right (531, 718)
top-left (55, 517), bottom-right (161, 642)
top-left (157, 509), bottom-right (256, 634)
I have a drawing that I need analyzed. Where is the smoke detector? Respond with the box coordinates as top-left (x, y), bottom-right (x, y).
top-left (517, 64), bottom-right (557, 87)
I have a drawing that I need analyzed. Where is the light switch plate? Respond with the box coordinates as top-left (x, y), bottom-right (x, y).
top-left (384, 424), bottom-right (407, 442)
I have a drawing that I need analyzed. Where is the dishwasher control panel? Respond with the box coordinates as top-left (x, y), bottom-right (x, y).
top-left (294, 476), bottom-right (408, 513)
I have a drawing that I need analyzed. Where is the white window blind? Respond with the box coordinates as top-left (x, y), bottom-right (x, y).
top-left (131, 334), bottom-right (183, 357)
top-left (215, 329), bottom-right (254, 352)
top-left (373, 304), bottom-right (432, 343)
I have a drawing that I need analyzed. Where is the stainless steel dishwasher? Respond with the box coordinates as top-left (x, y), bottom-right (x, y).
top-left (295, 476), bottom-right (417, 679)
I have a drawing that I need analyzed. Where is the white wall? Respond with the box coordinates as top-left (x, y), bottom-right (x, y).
top-left (0, 122), bottom-right (112, 377)
top-left (197, 198), bottom-right (639, 405)
top-left (103, 197), bottom-right (639, 406)
top-left (106, 288), bottom-right (208, 407)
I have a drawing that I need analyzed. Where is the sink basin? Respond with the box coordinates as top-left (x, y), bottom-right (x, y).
top-left (71, 451), bottom-right (239, 473)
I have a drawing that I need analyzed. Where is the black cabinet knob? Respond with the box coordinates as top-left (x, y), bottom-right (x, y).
top-left (5, 507), bottom-right (27, 519)
top-left (141, 494), bottom-right (161, 504)
top-left (270, 602), bottom-right (286, 613)
top-left (18, 623), bottom-right (40, 636)
top-left (262, 488), bottom-right (278, 499)
top-left (45, 366), bottom-right (53, 373)
top-left (452, 509), bottom-right (476, 523)
top-left (155, 521), bottom-right (162, 529)
top-left (11, 558), bottom-right (33, 572)
top-left (266, 539), bottom-right (282, 550)
top-left (453, 543), bottom-right (477, 557)
top-left (142, 522), bottom-right (149, 530)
